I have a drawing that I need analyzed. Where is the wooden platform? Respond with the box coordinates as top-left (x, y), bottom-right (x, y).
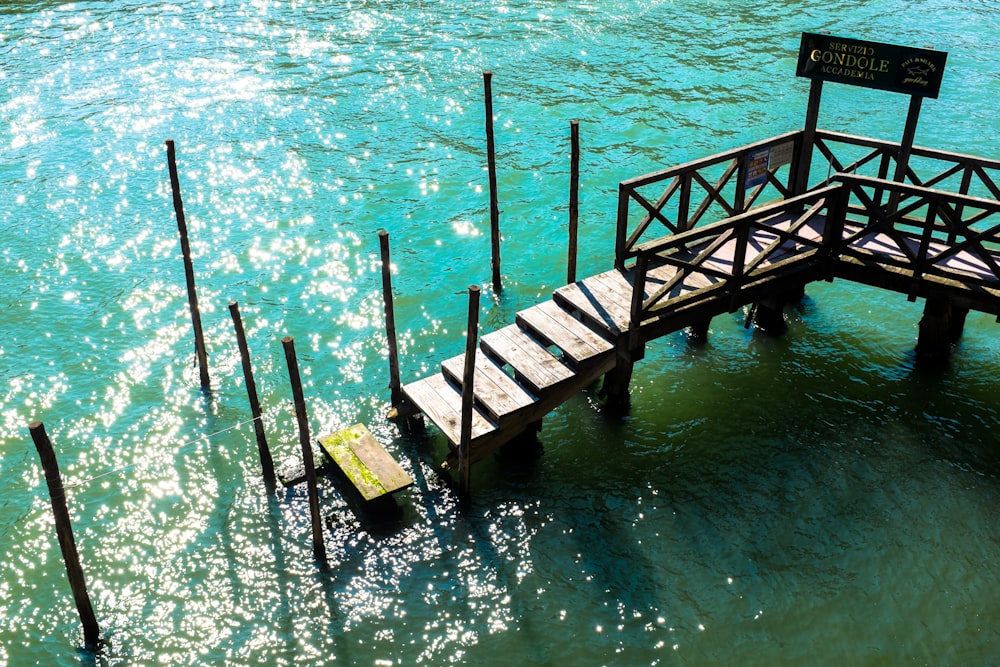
top-left (318, 424), bottom-right (413, 501)
top-left (397, 165), bottom-right (1000, 471)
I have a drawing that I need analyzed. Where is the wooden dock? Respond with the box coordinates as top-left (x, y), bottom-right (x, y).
top-left (392, 127), bottom-right (1000, 477)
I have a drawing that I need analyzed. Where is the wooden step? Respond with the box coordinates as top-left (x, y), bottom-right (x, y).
top-left (515, 300), bottom-right (614, 369)
top-left (553, 269), bottom-right (635, 336)
top-left (318, 424), bottom-right (413, 501)
top-left (480, 324), bottom-right (576, 395)
top-left (441, 352), bottom-right (537, 426)
top-left (401, 373), bottom-right (497, 446)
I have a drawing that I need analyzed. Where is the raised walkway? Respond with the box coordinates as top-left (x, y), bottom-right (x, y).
top-left (395, 129), bottom-right (1000, 471)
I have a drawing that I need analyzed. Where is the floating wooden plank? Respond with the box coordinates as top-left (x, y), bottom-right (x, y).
top-left (480, 325), bottom-right (575, 395)
top-left (318, 424), bottom-right (414, 501)
top-left (441, 352), bottom-right (537, 426)
top-left (402, 373), bottom-right (497, 445)
top-left (515, 300), bottom-right (613, 368)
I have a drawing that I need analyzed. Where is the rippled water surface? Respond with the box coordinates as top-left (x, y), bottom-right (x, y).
top-left (2, 1), bottom-right (999, 665)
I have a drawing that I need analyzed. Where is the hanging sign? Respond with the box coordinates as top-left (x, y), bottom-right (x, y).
top-left (796, 32), bottom-right (947, 98)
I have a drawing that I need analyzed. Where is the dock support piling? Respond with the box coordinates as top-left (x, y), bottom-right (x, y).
top-left (484, 71), bottom-right (502, 293)
top-left (229, 301), bottom-right (276, 485)
top-left (567, 120), bottom-right (580, 285)
top-left (688, 318), bottom-right (711, 342)
top-left (166, 139), bottom-right (211, 392)
top-left (916, 296), bottom-right (964, 366)
top-left (458, 285), bottom-right (481, 507)
top-left (378, 230), bottom-right (403, 409)
top-left (282, 336), bottom-right (327, 563)
top-left (29, 421), bottom-right (101, 651)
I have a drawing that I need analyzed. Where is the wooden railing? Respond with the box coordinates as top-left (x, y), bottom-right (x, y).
top-left (615, 131), bottom-right (1000, 335)
top-left (830, 173), bottom-right (1000, 292)
top-left (812, 130), bottom-right (1000, 204)
top-left (626, 185), bottom-right (844, 327)
top-left (615, 131), bottom-right (803, 268)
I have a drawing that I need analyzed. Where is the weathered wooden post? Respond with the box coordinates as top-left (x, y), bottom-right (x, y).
top-left (28, 422), bottom-right (101, 650)
top-left (887, 95), bottom-right (923, 212)
top-left (484, 71), bottom-right (502, 293)
top-left (458, 285), bottom-right (481, 506)
top-left (567, 120), bottom-right (580, 285)
top-left (229, 301), bottom-right (276, 485)
top-left (281, 337), bottom-right (327, 563)
top-left (794, 79), bottom-right (824, 196)
top-left (378, 230), bottom-right (403, 409)
top-left (602, 255), bottom-right (646, 405)
top-left (165, 139), bottom-right (211, 392)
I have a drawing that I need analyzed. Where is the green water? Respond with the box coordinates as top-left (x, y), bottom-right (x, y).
top-left (2, 1), bottom-right (998, 665)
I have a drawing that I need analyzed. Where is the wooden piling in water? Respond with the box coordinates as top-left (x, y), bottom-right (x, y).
top-left (229, 301), bottom-right (276, 485)
top-left (165, 139), bottom-right (211, 392)
top-left (281, 336), bottom-right (327, 563)
top-left (458, 285), bottom-right (481, 506)
top-left (484, 71), bottom-right (502, 293)
top-left (567, 120), bottom-right (580, 285)
top-left (28, 421), bottom-right (101, 651)
top-left (378, 230), bottom-right (403, 409)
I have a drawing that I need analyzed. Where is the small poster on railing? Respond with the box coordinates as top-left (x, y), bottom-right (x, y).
top-left (745, 147), bottom-right (770, 189)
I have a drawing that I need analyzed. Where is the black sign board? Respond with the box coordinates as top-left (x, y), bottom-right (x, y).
top-left (796, 32), bottom-right (947, 98)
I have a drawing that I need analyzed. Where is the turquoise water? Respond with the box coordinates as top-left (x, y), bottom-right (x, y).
top-left (2, 1), bottom-right (999, 664)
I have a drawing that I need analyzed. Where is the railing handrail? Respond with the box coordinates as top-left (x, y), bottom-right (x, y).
top-left (832, 172), bottom-right (1000, 214)
top-left (615, 131), bottom-right (803, 267)
top-left (816, 130), bottom-right (1000, 173)
top-left (616, 133), bottom-right (1000, 339)
top-left (619, 130), bottom-right (804, 190)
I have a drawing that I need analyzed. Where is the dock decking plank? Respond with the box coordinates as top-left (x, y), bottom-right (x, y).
top-left (441, 352), bottom-right (537, 426)
top-left (553, 271), bottom-right (634, 336)
top-left (516, 300), bottom-right (614, 367)
top-left (401, 373), bottom-right (496, 445)
top-left (480, 325), bottom-right (576, 395)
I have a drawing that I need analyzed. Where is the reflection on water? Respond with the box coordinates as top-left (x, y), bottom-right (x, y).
top-left (1, 0), bottom-right (999, 664)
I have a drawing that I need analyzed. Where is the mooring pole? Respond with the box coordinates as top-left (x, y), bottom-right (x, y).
top-left (567, 120), bottom-right (580, 285)
top-left (165, 139), bottom-right (210, 392)
top-left (281, 337), bottom-right (327, 563)
top-left (229, 301), bottom-right (276, 485)
top-left (29, 422), bottom-right (101, 650)
top-left (484, 71), bottom-right (502, 293)
top-left (794, 79), bottom-right (824, 195)
top-left (458, 285), bottom-right (481, 507)
top-left (378, 230), bottom-right (403, 409)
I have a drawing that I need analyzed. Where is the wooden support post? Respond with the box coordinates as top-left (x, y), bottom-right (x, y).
top-left (601, 339), bottom-right (637, 407)
top-left (29, 422), bottom-right (101, 651)
top-left (894, 95), bottom-right (923, 184)
top-left (750, 297), bottom-right (787, 335)
top-left (688, 318), bottom-right (711, 342)
top-left (950, 305), bottom-right (969, 342)
top-left (916, 296), bottom-right (965, 366)
top-left (165, 139), bottom-right (211, 392)
top-left (794, 79), bottom-right (823, 195)
top-left (378, 230), bottom-right (403, 409)
top-left (484, 71), bottom-right (502, 293)
top-left (458, 285), bottom-right (481, 507)
top-left (889, 95), bottom-right (923, 213)
top-left (567, 120), bottom-right (580, 285)
top-left (228, 301), bottom-right (276, 485)
top-left (281, 337), bottom-right (327, 563)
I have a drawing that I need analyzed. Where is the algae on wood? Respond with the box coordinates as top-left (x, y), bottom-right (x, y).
top-left (318, 424), bottom-right (413, 501)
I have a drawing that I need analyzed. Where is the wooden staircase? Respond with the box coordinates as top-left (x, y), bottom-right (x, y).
top-left (401, 279), bottom-right (623, 466)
